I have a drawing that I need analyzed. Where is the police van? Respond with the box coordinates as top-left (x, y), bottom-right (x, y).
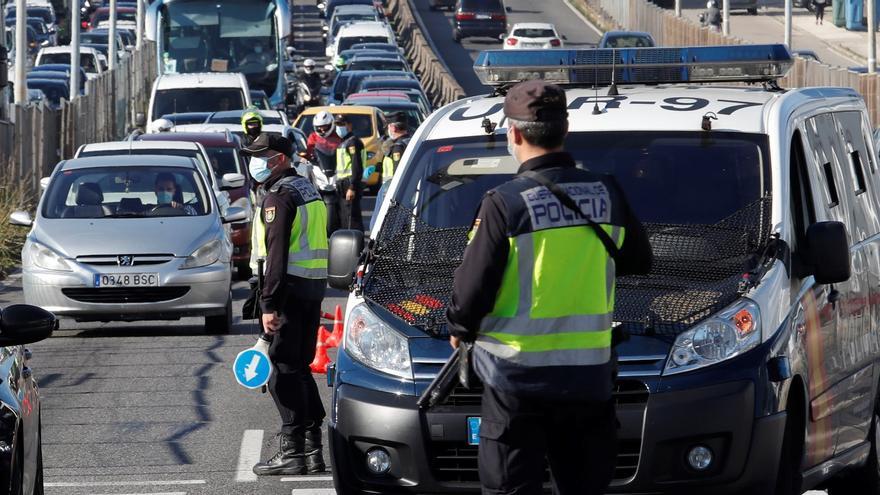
top-left (325, 45), bottom-right (880, 494)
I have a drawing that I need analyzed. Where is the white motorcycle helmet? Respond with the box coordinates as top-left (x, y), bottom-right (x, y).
top-left (707, 0), bottom-right (718, 7)
top-left (313, 110), bottom-right (334, 137)
top-left (303, 58), bottom-right (316, 74)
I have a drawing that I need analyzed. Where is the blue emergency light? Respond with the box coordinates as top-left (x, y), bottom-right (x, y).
top-left (473, 44), bottom-right (793, 86)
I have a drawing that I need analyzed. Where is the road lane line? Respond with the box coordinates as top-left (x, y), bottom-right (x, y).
top-left (46, 480), bottom-right (206, 487)
top-left (85, 492), bottom-right (187, 495)
top-left (280, 475), bottom-right (334, 482)
top-left (563, 0), bottom-right (604, 36)
top-left (291, 490), bottom-right (336, 495)
top-left (235, 429), bottom-right (264, 482)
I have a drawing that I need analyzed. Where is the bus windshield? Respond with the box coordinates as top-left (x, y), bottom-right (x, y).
top-left (161, 0), bottom-right (279, 97)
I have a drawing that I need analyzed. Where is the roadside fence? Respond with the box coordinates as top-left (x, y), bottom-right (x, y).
top-left (579, 0), bottom-right (880, 124)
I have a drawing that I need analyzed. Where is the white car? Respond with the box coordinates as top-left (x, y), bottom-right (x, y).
top-left (325, 4), bottom-right (381, 40)
top-left (35, 46), bottom-right (104, 79)
top-left (503, 22), bottom-right (564, 50)
top-left (326, 21), bottom-right (396, 59)
top-left (145, 72), bottom-right (252, 125)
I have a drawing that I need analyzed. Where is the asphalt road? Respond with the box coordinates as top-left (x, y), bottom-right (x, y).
top-left (412, 0), bottom-right (604, 96)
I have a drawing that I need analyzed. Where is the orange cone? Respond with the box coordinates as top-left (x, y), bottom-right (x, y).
top-left (310, 327), bottom-right (331, 374)
top-left (324, 305), bottom-right (344, 348)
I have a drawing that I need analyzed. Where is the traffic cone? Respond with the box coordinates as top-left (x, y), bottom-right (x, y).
top-left (310, 326), bottom-right (331, 374)
top-left (324, 304), bottom-right (344, 348)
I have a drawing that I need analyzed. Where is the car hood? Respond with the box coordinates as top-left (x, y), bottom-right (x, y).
top-left (33, 215), bottom-right (221, 258)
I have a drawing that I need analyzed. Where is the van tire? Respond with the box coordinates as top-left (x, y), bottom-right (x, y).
top-left (775, 391), bottom-right (805, 495)
top-left (748, 7), bottom-right (758, 14)
top-left (828, 396), bottom-right (880, 495)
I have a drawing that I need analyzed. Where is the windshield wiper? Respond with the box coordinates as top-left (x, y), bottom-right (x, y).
top-left (105, 212), bottom-right (144, 218)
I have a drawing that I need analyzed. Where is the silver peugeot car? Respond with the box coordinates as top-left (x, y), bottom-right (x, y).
top-left (9, 155), bottom-right (246, 333)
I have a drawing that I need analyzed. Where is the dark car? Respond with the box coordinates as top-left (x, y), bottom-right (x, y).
top-left (361, 87), bottom-right (432, 114)
top-left (80, 31), bottom-right (125, 54)
top-left (25, 78), bottom-right (68, 109)
top-left (26, 70), bottom-right (85, 95)
top-left (88, 6), bottom-right (136, 30)
top-left (0, 304), bottom-right (56, 495)
top-left (598, 31), bottom-right (656, 49)
top-left (349, 42), bottom-right (401, 53)
top-left (453, 0), bottom-right (508, 43)
top-left (323, 0), bottom-right (375, 19)
top-left (357, 77), bottom-right (425, 95)
top-left (32, 64), bottom-right (89, 89)
top-left (4, 18), bottom-right (51, 47)
top-left (328, 70), bottom-right (417, 105)
top-left (342, 96), bottom-right (424, 129)
top-left (136, 132), bottom-right (254, 277)
top-left (345, 56), bottom-right (408, 72)
top-left (429, 0), bottom-right (456, 11)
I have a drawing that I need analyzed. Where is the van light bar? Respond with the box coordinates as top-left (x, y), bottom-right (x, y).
top-left (473, 44), bottom-right (793, 87)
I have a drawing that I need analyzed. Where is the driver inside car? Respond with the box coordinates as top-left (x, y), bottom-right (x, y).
top-left (155, 173), bottom-right (197, 215)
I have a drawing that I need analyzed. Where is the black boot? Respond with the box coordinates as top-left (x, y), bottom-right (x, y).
top-left (304, 426), bottom-right (326, 473)
top-left (253, 433), bottom-right (306, 476)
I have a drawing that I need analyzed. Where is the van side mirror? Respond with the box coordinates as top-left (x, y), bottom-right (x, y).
top-left (0, 304), bottom-right (56, 346)
top-left (328, 229), bottom-right (364, 290)
top-left (9, 210), bottom-right (32, 227)
top-left (39, 177), bottom-right (50, 191)
top-left (135, 112), bottom-right (146, 128)
top-left (803, 221), bottom-right (851, 284)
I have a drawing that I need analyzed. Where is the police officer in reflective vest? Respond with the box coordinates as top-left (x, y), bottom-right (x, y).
top-left (243, 134), bottom-right (329, 476)
top-left (446, 81), bottom-right (653, 495)
top-left (334, 114), bottom-right (365, 232)
top-left (380, 113), bottom-right (410, 183)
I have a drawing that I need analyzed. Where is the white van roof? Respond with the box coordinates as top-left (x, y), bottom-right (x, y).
top-left (336, 21), bottom-right (392, 38)
top-left (154, 72), bottom-right (249, 90)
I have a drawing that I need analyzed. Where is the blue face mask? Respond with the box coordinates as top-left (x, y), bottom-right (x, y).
top-left (336, 125), bottom-right (349, 138)
top-left (249, 156), bottom-right (273, 183)
top-left (156, 190), bottom-right (173, 204)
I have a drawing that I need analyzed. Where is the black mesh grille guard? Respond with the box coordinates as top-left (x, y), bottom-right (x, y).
top-left (364, 197), bottom-right (773, 337)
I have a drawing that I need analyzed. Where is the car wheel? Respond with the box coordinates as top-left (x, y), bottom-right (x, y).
top-left (236, 263), bottom-right (252, 281)
top-left (748, 7), bottom-right (758, 14)
top-left (205, 293), bottom-right (232, 335)
top-left (828, 394), bottom-right (880, 494)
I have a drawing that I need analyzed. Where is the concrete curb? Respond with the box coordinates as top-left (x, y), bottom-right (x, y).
top-left (407, 0), bottom-right (456, 77)
top-left (766, 13), bottom-right (865, 66)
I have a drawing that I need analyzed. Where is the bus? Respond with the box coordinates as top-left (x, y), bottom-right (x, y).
top-left (145, 0), bottom-right (291, 108)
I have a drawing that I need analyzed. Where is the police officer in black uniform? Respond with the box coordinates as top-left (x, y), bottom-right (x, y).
top-left (244, 134), bottom-right (328, 476)
top-left (380, 112), bottom-right (410, 183)
top-left (334, 114), bottom-right (365, 232)
top-left (446, 81), bottom-right (653, 495)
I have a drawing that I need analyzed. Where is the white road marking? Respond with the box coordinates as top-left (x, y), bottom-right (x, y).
top-left (280, 475), bottom-right (335, 482)
top-left (291, 490), bottom-right (336, 495)
top-left (46, 480), bottom-right (206, 487)
top-left (85, 493), bottom-right (187, 495)
top-left (235, 429), bottom-right (265, 482)
top-left (562, 0), bottom-right (604, 36)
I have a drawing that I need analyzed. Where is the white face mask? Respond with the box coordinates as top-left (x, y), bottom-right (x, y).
top-left (507, 128), bottom-right (519, 164)
top-left (336, 125), bottom-right (349, 138)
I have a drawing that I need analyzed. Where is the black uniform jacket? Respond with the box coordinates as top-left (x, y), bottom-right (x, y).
top-left (446, 152), bottom-right (653, 342)
top-left (339, 135), bottom-right (365, 191)
top-left (259, 169), bottom-right (326, 314)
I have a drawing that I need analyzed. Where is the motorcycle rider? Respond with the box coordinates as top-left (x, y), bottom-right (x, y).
top-left (241, 109), bottom-right (264, 149)
top-left (299, 59), bottom-right (325, 109)
top-left (305, 110), bottom-right (343, 235)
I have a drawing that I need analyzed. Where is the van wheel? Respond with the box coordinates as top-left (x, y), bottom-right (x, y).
top-left (775, 393), bottom-right (805, 495)
top-left (828, 397), bottom-right (880, 494)
top-left (205, 294), bottom-right (232, 335)
top-left (748, 7), bottom-right (758, 14)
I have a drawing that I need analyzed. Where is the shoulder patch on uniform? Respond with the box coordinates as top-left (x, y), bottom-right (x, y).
top-left (265, 206), bottom-right (276, 223)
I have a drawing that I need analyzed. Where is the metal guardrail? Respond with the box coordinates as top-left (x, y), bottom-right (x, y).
top-left (0, 44), bottom-right (156, 197)
top-left (386, 0), bottom-right (466, 108)
top-left (579, 0), bottom-right (879, 124)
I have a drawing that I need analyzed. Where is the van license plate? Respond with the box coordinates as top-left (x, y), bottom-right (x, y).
top-left (467, 417), bottom-right (481, 445)
top-left (94, 273), bottom-right (159, 287)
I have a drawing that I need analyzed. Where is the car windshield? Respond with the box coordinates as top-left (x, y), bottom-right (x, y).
top-left (27, 19), bottom-right (47, 34)
top-left (347, 59), bottom-right (404, 71)
top-left (460, 0), bottom-right (503, 10)
top-left (39, 53), bottom-right (97, 72)
top-left (153, 88), bottom-right (245, 117)
top-left (81, 33), bottom-right (110, 44)
top-left (512, 28), bottom-right (555, 37)
top-left (204, 146), bottom-right (241, 177)
top-left (297, 113), bottom-right (373, 138)
top-left (7, 8), bottom-right (54, 24)
top-left (76, 149), bottom-right (214, 186)
top-left (338, 35), bottom-right (389, 52)
top-left (42, 166), bottom-right (210, 218)
top-left (390, 132), bottom-right (770, 229)
top-left (605, 35), bottom-right (653, 47)
top-left (94, 10), bottom-right (136, 23)
top-left (27, 81), bottom-right (65, 104)
top-left (207, 113), bottom-right (283, 125)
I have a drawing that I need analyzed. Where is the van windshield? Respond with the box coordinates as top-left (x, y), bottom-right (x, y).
top-left (391, 131), bottom-right (770, 229)
top-left (153, 88), bottom-right (245, 117)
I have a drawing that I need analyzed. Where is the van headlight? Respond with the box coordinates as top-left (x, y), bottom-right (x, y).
top-left (344, 303), bottom-right (412, 379)
top-left (28, 242), bottom-right (71, 272)
top-left (664, 299), bottom-right (761, 375)
top-left (180, 239), bottom-right (222, 269)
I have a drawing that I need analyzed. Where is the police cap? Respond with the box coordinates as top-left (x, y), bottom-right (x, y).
top-left (503, 80), bottom-right (569, 122)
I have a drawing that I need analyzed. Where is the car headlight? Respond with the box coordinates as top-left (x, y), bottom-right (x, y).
top-left (230, 197), bottom-right (252, 223)
top-left (180, 239), bottom-right (222, 269)
top-left (28, 242), bottom-right (71, 272)
top-left (664, 299), bottom-right (761, 375)
top-left (344, 303), bottom-right (412, 379)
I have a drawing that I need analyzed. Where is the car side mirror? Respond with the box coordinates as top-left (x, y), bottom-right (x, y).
top-left (505, 6), bottom-right (512, 12)
top-left (39, 177), bottom-right (50, 192)
top-left (328, 229), bottom-right (364, 290)
top-left (135, 112), bottom-right (146, 128)
top-left (220, 172), bottom-right (246, 190)
top-left (801, 221), bottom-right (851, 284)
top-left (9, 210), bottom-right (32, 227)
top-left (222, 206), bottom-right (247, 224)
top-left (0, 304), bottom-right (55, 346)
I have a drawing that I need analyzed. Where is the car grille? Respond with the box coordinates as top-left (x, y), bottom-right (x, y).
top-left (62, 287), bottom-right (189, 303)
top-left (430, 439), bottom-right (642, 483)
top-left (75, 254), bottom-right (175, 266)
top-left (434, 379), bottom-right (648, 483)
